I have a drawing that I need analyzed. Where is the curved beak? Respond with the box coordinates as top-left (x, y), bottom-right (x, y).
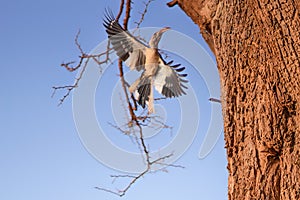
top-left (160, 27), bottom-right (171, 33)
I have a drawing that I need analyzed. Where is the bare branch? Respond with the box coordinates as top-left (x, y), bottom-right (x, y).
top-left (95, 168), bottom-right (147, 197)
top-left (134, 0), bottom-right (155, 30)
top-left (167, 0), bottom-right (178, 7)
top-left (94, 187), bottom-right (124, 197)
top-left (115, 0), bottom-right (139, 123)
top-left (209, 97), bottom-right (222, 103)
top-left (116, 0), bottom-right (125, 21)
top-left (123, 0), bottom-right (132, 30)
top-left (75, 29), bottom-right (85, 55)
top-left (53, 31), bottom-right (112, 105)
top-left (60, 30), bottom-right (85, 72)
top-left (110, 174), bottom-right (137, 179)
top-left (108, 122), bottom-right (131, 135)
top-left (95, 151), bottom-right (182, 197)
top-left (151, 116), bottom-right (173, 132)
top-left (53, 57), bottom-right (89, 106)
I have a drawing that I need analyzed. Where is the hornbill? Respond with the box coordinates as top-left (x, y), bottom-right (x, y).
top-left (103, 10), bottom-right (188, 113)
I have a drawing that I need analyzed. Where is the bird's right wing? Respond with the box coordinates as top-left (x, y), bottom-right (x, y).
top-left (103, 10), bottom-right (147, 71)
top-left (134, 58), bottom-right (188, 109)
top-left (154, 57), bottom-right (188, 98)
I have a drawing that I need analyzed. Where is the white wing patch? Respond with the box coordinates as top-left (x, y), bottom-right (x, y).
top-left (125, 48), bottom-right (146, 71)
top-left (153, 57), bottom-right (188, 98)
top-left (154, 63), bottom-right (172, 94)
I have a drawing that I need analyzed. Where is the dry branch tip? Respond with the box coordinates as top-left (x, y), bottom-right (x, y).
top-left (167, 0), bottom-right (178, 7)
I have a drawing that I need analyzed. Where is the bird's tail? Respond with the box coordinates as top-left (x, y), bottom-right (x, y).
top-left (135, 76), bottom-right (151, 109)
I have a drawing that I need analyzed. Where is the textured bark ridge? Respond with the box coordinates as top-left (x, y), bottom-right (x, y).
top-left (169, 0), bottom-right (300, 199)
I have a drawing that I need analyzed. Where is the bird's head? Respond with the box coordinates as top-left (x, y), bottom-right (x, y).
top-left (149, 27), bottom-right (171, 48)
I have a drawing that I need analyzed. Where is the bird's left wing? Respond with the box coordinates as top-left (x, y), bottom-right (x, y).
top-left (153, 56), bottom-right (188, 98)
top-left (103, 10), bottom-right (147, 71)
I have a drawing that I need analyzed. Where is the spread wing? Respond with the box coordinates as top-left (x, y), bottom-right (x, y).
top-left (154, 56), bottom-right (188, 98)
top-left (103, 10), bottom-right (147, 71)
top-left (135, 57), bottom-right (188, 108)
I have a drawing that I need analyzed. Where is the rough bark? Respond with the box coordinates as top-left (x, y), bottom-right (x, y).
top-left (168, 0), bottom-right (300, 199)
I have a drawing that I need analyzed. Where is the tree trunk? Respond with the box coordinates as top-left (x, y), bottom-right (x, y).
top-left (169, 0), bottom-right (300, 199)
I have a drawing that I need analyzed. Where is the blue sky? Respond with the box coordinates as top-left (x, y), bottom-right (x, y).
top-left (1, 0), bottom-right (227, 199)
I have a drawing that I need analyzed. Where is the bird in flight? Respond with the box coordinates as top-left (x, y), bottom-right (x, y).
top-left (103, 10), bottom-right (188, 113)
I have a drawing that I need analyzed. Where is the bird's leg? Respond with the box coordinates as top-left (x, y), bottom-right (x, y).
top-left (129, 77), bottom-right (141, 93)
top-left (148, 77), bottom-right (155, 114)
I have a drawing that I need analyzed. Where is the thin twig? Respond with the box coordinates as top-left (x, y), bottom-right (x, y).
top-left (209, 97), bottom-right (222, 103)
top-left (134, 0), bottom-right (155, 30)
top-left (108, 122), bottom-right (131, 135)
top-left (167, 0), bottom-right (178, 7)
top-left (53, 58), bottom-right (89, 106)
top-left (123, 0), bottom-right (132, 30)
top-left (53, 31), bottom-right (112, 105)
top-left (116, 0), bottom-right (125, 21)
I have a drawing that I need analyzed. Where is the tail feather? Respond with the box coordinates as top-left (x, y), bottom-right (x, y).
top-left (136, 77), bottom-right (151, 108)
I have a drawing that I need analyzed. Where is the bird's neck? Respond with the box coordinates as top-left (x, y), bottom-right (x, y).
top-left (144, 48), bottom-right (160, 75)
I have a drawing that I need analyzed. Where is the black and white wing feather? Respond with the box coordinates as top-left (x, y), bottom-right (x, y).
top-left (135, 57), bottom-right (188, 108)
top-left (103, 10), bottom-right (147, 71)
top-left (154, 57), bottom-right (188, 98)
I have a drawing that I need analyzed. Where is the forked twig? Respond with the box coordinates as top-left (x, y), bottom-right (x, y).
top-left (52, 31), bottom-right (112, 105)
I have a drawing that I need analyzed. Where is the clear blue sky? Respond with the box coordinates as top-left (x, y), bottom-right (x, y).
top-left (1, 0), bottom-right (227, 199)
